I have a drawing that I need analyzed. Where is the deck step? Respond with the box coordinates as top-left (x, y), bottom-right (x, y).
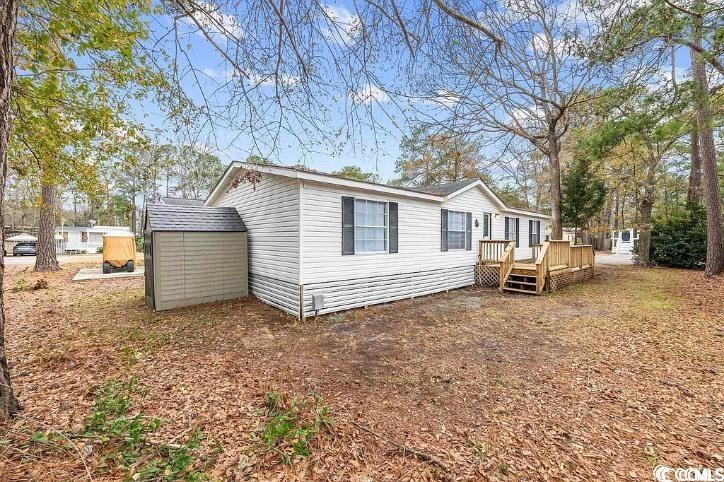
top-left (506, 280), bottom-right (536, 286)
top-left (502, 286), bottom-right (538, 294)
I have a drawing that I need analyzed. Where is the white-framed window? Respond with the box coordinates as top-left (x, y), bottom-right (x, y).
top-left (483, 213), bottom-right (492, 238)
top-left (505, 216), bottom-right (519, 247)
top-left (530, 220), bottom-right (541, 245)
top-left (354, 198), bottom-right (388, 253)
top-left (447, 210), bottom-right (467, 250)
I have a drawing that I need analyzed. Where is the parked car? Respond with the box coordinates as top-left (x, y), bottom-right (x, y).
top-left (13, 242), bottom-right (37, 256)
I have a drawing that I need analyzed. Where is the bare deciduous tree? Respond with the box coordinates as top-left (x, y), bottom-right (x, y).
top-left (401, 0), bottom-right (644, 238)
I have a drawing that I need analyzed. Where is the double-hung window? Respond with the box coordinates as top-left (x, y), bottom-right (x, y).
top-left (529, 220), bottom-right (541, 246)
top-left (441, 209), bottom-right (471, 251)
top-left (447, 210), bottom-right (467, 250)
top-left (354, 199), bottom-right (388, 253)
top-left (505, 216), bottom-right (520, 247)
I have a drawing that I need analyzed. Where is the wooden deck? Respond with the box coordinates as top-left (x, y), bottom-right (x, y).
top-left (477, 240), bottom-right (595, 294)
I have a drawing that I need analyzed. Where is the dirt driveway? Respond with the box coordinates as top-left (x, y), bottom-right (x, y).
top-left (1, 264), bottom-right (722, 480)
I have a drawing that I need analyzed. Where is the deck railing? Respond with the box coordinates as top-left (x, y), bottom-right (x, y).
top-left (531, 243), bottom-right (543, 260)
top-left (569, 245), bottom-right (594, 270)
top-left (477, 238), bottom-right (595, 293)
top-left (498, 241), bottom-right (515, 291)
top-left (534, 241), bottom-right (549, 293)
top-left (548, 240), bottom-right (571, 267)
top-left (478, 240), bottom-right (511, 264)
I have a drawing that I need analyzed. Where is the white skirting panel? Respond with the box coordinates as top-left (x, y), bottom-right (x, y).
top-left (249, 273), bottom-right (300, 317)
top-left (300, 265), bottom-right (475, 317)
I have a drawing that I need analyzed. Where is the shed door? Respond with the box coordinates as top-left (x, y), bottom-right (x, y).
top-left (144, 232), bottom-right (154, 309)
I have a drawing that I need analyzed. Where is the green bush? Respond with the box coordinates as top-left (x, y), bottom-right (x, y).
top-left (650, 207), bottom-right (706, 269)
top-left (136, 235), bottom-right (143, 252)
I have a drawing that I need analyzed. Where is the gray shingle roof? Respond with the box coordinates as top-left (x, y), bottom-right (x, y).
top-left (145, 204), bottom-right (247, 232)
top-left (160, 197), bottom-right (205, 206)
top-left (415, 179), bottom-right (480, 196)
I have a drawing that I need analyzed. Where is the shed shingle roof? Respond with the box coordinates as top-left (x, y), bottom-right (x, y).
top-left (145, 204), bottom-right (247, 232)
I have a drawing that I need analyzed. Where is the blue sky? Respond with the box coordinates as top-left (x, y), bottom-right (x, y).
top-left (132, 1), bottom-right (416, 182)
top-left (128, 0), bottom-right (695, 184)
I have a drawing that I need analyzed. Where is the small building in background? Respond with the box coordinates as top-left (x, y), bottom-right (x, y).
top-left (611, 228), bottom-right (639, 255)
top-left (55, 225), bottom-right (132, 254)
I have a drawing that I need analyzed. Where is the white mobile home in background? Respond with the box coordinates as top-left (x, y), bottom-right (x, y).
top-left (205, 163), bottom-right (549, 319)
top-left (55, 225), bottom-right (132, 253)
top-left (611, 228), bottom-right (638, 255)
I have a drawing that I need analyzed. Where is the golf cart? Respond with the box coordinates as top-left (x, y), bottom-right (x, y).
top-left (102, 231), bottom-right (137, 274)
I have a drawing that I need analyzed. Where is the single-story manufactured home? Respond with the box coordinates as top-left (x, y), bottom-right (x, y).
top-left (203, 162), bottom-right (549, 319)
top-left (55, 225), bottom-right (132, 253)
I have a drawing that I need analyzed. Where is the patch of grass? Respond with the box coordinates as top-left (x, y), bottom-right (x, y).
top-left (638, 291), bottom-right (674, 311)
top-left (80, 379), bottom-right (207, 480)
top-left (11, 278), bottom-right (29, 292)
top-left (498, 462), bottom-right (510, 475)
top-left (465, 437), bottom-right (489, 460)
top-left (120, 346), bottom-right (140, 366)
top-left (259, 391), bottom-right (332, 464)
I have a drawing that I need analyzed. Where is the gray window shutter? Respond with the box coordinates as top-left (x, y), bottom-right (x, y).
top-left (342, 196), bottom-right (354, 255)
top-left (389, 202), bottom-right (398, 253)
top-left (441, 209), bottom-right (448, 252)
top-left (483, 214), bottom-right (489, 237)
top-left (529, 220), bottom-right (533, 246)
top-left (504, 216), bottom-right (510, 241)
top-left (536, 221), bottom-right (541, 244)
top-left (465, 212), bottom-right (472, 250)
top-left (515, 218), bottom-right (520, 247)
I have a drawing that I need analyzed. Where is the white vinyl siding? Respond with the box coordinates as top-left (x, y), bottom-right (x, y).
top-left (298, 182), bottom-right (496, 316)
top-left (208, 173), bottom-right (300, 316)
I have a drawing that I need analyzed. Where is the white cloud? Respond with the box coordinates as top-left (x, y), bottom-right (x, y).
top-left (508, 105), bottom-right (546, 129)
top-left (350, 84), bottom-right (390, 105)
top-left (321, 4), bottom-right (360, 45)
top-left (189, 2), bottom-right (242, 40)
top-left (245, 71), bottom-right (300, 88)
top-left (433, 90), bottom-right (461, 107)
top-left (530, 32), bottom-right (567, 56)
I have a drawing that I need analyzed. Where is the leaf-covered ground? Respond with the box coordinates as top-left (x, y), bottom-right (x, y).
top-left (1, 263), bottom-right (722, 480)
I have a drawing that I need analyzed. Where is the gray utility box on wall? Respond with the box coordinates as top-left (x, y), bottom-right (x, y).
top-left (143, 204), bottom-right (248, 311)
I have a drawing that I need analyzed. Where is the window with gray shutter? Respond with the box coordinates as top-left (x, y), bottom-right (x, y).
top-left (389, 202), bottom-right (398, 253)
top-left (441, 209), bottom-right (448, 251)
top-left (483, 213), bottom-right (491, 238)
top-left (354, 198), bottom-right (388, 252)
top-left (465, 212), bottom-right (472, 250)
top-left (505, 216), bottom-right (519, 247)
top-left (342, 196), bottom-right (355, 255)
top-left (529, 220), bottom-right (540, 245)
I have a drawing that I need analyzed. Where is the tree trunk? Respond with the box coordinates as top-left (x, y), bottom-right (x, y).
top-left (35, 183), bottom-right (60, 272)
top-left (548, 132), bottom-right (563, 239)
top-left (0, 0), bottom-right (20, 421)
top-left (637, 151), bottom-right (658, 267)
top-left (687, 126), bottom-right (702, 205)
top-left (691, 8), bottom-right (723, 276)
